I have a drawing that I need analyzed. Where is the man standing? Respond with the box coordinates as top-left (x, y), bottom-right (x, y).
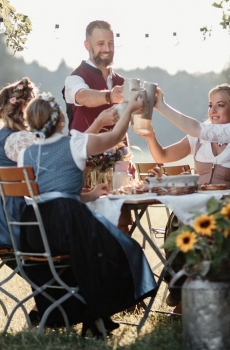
top-left (63, 20), bottom-right (132, 234)
top-left (63, 20), bottom-right (124, 132)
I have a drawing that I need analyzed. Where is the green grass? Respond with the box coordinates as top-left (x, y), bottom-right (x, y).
top-left (0, 312), bottom-right (187, 350)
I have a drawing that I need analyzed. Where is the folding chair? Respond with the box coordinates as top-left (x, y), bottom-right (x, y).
top-left (135, 162), bottom-right (170, 248)
top-left (0, 166), bottom-right (103, 337)
top-left (0, 248), bottom-right (24, 319)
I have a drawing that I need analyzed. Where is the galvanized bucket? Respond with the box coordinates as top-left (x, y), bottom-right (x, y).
top-left (182, 278), bottom-right (230, 350)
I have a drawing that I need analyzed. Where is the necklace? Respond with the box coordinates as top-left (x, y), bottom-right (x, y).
top-left (217, 142), bottom-right (228, 147)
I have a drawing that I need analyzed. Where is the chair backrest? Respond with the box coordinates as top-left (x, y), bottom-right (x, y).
top-left (0, 166), bottom-right (86, 335)
top-left (0, 166), bottom-right (39, 197)
top-left (161, 164), bottom-right (191, 176)
top-left (135, 162), bottom-right (163, 181)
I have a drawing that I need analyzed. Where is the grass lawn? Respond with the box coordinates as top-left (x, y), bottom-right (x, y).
top-left (0, 207), bottom-right (188, 349)
top-left (0, 311), bottom-right (187, 350)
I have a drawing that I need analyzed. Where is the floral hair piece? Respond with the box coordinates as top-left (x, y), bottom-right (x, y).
top-left (31, 92), bottom-right (60, 136)
top-left (9, 78), bottom-right (29, 104)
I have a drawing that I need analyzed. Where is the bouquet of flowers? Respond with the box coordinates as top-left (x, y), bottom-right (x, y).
top-left (86, 142), bottom-right (133, 173)
top-left (163, 197), bottom-right (230, 282)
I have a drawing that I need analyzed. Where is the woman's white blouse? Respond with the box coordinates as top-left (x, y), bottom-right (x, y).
top-left (5, 131), bottom-right (35, 162)
top-left (187, 134), bottom-right (230, 168)
top-left (17, 131), bottom-right (88, 171)
top-left (200, 123), bottom-right (230, 143)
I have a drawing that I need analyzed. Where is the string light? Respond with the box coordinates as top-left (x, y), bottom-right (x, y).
top-left (144, 33), bottom-right (150, 48)
top-left (172, 32), bottom-right (179, 46)
top-left (53, 24), bottom-right (59, 39)
top-left (115, 33), bottom-right (122, 47)
top-left (200, 27), bottom-right (205, 41)
top-left (0, 18), bottom-right (6, 34)
top-left (225, 21), bottom-right (230, 34)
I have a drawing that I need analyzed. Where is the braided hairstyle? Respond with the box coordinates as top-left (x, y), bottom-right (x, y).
top-left (26, 92), bottom-right (61, 138)
top-left (0, 77), bottom-right (38, 131)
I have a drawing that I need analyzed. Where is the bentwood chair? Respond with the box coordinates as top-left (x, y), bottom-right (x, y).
top-left (0, 166), bottom-right (100, 337)
top-left (135, 162), bottom-right (170, 247)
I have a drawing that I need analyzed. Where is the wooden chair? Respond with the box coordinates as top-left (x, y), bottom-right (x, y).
top-left (135, 162), bottom-right (163, 181)
top-left (0, 166), bottom-right (96, 337)
top-left (135, 162), bottom-right (170, 248)
top-left (161, 164), bottom-right (191, 176)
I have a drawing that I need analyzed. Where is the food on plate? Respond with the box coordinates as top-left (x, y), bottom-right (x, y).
top-left (200, 184), bottom-right (227, 191)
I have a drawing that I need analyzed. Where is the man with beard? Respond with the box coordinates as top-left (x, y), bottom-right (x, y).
top-left (63, 20), bottom-right (124, 132)
top-left (63, 20), bottom-right (133, 235)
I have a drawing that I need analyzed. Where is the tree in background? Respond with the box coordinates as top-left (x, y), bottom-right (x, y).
top-left (0, 0), bottom-right (32, 53)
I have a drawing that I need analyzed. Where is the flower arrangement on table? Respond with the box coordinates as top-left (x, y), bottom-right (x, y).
top-left (86, 142), bottom-right (133, 173)
top-left (163, 197), bottom-right (230, 282)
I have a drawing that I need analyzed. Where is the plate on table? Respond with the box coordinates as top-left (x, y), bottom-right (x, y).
top-left (107, 193), bottom-right (157, 200)
top-left (197, 190), bottom-right (230, 195)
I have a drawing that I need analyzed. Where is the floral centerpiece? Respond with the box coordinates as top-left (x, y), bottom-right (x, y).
top-left (163, 197), bottom-right (230, 282)
top-left (85, 142), bottom-right (134, 189)
top-left (86, 142), bottom-right (133, 173)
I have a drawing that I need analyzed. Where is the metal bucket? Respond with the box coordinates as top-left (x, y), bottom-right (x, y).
top-left (182, 278), bottom-right (230, 350)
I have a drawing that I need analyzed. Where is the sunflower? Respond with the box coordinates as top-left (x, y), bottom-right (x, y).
top-left (221, 202), bottom-right (230, 219)
top-left (224, 228), bottom-right (230, 238)
top-left (175, 231), bottom-right (197, 253)
top-left (193, 214), bottom-right (216, 237)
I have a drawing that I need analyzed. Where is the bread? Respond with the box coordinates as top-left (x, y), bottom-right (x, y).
top-left (200, 184), bottom-right (227, 191)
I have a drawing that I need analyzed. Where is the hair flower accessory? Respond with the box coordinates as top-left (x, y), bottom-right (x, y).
top-left (9, 97), bottom-right (17, 104)
top-left (9, 78), bottom-right (29, 104)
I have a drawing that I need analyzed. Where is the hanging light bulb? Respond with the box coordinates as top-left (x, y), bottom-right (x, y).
top-left (226, 21), bottom-right (230, 35)
top-left (145, 33), bottom-right (150, 48)
top-left (200, 27), bottom-right (205, 41)
top-left (53, 24), bottom-right (59, 39)
top-left (172, 32), bottom-right (179, 46)
top-left (0, 18), bottom-right (6, 34)
top-left (115, 33), bottom-right (122, 47)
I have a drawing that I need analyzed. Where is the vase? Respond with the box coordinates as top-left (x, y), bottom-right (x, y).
top-left (90, 168), bottom-right (113, 190)
top-left (182, 278), bottom-right (230, 350)
top-left (114, 161), bottom-right (129, 172)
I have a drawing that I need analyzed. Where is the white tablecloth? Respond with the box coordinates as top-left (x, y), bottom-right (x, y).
top-left (88, 193), bottom-right (224, 226)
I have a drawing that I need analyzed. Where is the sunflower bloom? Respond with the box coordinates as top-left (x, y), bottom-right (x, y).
top-left (221, 203), bottom-right (230, 219)
top-left (224, 228), bottom-right (230, 238)
top-left (175, 231), bottom-right (197, 253)
top-left (193, 214), bottom-right (216, 237)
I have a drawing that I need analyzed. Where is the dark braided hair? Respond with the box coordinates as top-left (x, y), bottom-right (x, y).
top-left (0, 77), bottom-right (38, 131)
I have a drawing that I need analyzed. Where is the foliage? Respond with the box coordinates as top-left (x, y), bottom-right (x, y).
top-left (164, 197), bottom-right (230, 282)
top-left (213, 1), bottom-right (230, 28)
top-left (86, 142), bottom-right (133, 173)
top-left (0, 0), bottom-right (32, 53)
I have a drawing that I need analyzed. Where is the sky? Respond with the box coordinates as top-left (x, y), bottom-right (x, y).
top-left (7, 0), bottom-right (230, 75)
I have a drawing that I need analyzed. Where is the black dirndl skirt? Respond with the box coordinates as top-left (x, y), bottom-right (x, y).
top-left (20, 198), bottom-right (157, 325)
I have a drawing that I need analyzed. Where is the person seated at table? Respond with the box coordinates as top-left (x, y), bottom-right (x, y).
top-left (0, 77), bottom-right (38, 251)
top-left (153, 85), bottom-right (230, 146)
top-left (0, 77), bottom-right (131, 326)
top-left (0, 76), bottom-right (120, 251)
top-left (149, 84), bottom-right (230, 314)
top-left (18, 92), bottom-right (157, 335)
top-left (142, 83), bottom-right (230, 186)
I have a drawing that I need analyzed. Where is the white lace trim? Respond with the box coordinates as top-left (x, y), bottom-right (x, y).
top-left (5, 131), bottom-right (36, 162)
top-left (200, 124), bottom-right (230, 143)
